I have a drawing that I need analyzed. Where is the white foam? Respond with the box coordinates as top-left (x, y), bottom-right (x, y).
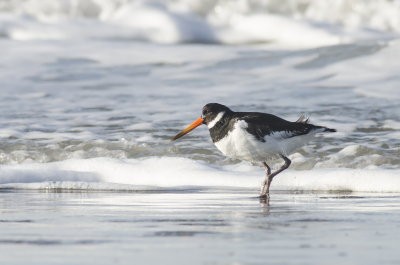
top-left (0, 0), bottom-right (398, 46)
top-left (337, 145), bottom-right (361, 157)
top-left (109, 2), bottom-right (217, 44)
top-left (1, 157), bottom-right (400, 192)
top-left (217, 13), bottom-right (343, 47)
top-left (382, 120), bottom-right (400, 130)
top-left (273, 168), bottom-right (400, 193)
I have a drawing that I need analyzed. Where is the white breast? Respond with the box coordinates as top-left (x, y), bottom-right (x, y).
top-left (214, 120), bottom-right (323, 162)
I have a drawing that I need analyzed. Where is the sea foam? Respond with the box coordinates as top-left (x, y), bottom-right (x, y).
top-left (1, 157), bottom-right (400, 192)
top-left (1, 0), bottom-right (399, 46)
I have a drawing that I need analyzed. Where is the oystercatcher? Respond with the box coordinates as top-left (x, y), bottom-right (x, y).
top-left (171, 103), bottom-right (336, 202)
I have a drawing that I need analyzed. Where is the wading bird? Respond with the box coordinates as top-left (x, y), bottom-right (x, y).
top-left (171, 103), bottom-right (336, 203)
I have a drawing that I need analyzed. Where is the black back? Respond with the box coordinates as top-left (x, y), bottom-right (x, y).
top-left (202, 103), bottom-right (336, 143)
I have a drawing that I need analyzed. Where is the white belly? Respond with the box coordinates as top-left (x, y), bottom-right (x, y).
top-left (214, 120), bottom-right (322, 162)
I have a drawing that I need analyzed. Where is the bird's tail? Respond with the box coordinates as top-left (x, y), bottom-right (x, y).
top-left (296, 115), bottom-right (336, 133)
top-left (324, 128), bottom-right (336, 132)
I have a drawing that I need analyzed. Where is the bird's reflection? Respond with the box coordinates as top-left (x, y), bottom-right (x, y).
top-left (259, 196), bottom-right (270, 209)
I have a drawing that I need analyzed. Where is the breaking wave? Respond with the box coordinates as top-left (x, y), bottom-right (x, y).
top-left (0, 0), bottom-right (399, 46)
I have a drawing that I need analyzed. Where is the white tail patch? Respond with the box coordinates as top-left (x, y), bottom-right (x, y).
top-left (207, 111), bottom-right (225, 129)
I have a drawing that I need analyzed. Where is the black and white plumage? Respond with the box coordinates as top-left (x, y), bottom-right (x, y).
top-left (171, 103), bottom-right (336, 203)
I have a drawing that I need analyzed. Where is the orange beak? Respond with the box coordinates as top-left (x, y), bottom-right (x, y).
top-left (171, 117), bottom-right (204, 141)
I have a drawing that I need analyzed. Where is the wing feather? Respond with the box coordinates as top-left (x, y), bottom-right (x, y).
top-left (234, 112), bottom-right (318, 142)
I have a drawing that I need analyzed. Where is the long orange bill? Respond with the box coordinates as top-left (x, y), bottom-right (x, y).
top-left (171, 117), bottom-right (204, 141)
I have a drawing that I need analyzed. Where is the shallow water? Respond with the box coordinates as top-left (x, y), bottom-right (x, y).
top-left (1, 2), bottom-right (400, 177)
top-left (0, 39), bottom-right (400, 183)
top-left (1, 189), bottom-right (400, 265)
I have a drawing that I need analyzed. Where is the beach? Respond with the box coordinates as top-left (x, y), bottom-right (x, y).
top-left (2, 189), bottom-right (400, 264)
top-left (1, 0), bottom-right (400, 263)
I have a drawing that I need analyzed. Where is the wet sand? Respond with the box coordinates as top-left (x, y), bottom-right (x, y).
top-left (1, 189), bottom-right (400, 265)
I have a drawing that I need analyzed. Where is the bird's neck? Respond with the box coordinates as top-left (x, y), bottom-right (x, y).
top-left (209, 111), bottom-right (234, 143)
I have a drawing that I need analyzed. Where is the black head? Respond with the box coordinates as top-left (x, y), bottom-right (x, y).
top-left (201, 103), bottom-right (232, 126)
top-left (170, 103), bottom-right (232, 142)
